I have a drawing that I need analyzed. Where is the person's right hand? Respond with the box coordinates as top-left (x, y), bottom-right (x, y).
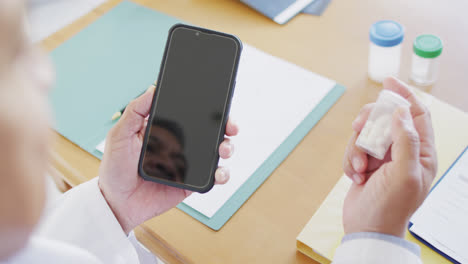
top-left (342, 77), bottom-right (438, 238)
top-left (98, 86), bottom-right (239, 234)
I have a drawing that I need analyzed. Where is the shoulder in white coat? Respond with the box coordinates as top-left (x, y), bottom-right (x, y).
top-left (1, 236), bottom-right (101, 264)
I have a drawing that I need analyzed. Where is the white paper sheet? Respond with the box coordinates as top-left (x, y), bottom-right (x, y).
top-left (182, 44), bottom-right (335, 217)
top-left (27, 0), bottom-right (106, 43)
top-left (410, 149), bottom-right (468, 263)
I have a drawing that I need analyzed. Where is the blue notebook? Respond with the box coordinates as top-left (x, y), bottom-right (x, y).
top-left (241, 0), bottom-right (316, 24)
top-left (50, 0), bottom-right (345, 231)
top-left (302, 0), bottom-right (331, 15)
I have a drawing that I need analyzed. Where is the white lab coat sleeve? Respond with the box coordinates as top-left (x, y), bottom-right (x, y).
top-left (36, 177), bottom-right (155, 264)
top-left (128, 231), bottom-right (160, 264)
top-left (332, 232), bottom-right (422, 264)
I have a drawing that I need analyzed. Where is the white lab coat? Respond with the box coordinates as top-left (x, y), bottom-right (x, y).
top-left (332, 233), bottom-right (423, 264)
top-left (1, 178), bottom-right (158, 264)
top-left (1, 177), bottom-right (423, 264)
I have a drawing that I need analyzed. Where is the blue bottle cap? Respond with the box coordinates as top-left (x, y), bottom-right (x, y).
top-left (370, 20), bottom-right (404, 47)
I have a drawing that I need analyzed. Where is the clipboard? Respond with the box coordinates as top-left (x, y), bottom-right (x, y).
top-left (408, 145), bottom-right (468, 264)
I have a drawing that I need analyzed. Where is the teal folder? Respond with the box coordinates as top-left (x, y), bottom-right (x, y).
top-left (50, 1), bottom-right (181, 159)
top-left (50, 1), bottom-right (345, 230)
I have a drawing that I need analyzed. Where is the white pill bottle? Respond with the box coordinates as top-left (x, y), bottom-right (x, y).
top-left (368, 20), bottom-right (405, 83)
top-left (355, 90), bottom-right (411, 160)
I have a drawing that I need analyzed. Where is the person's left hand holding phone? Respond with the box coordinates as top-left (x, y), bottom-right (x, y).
top-left (98, 85), bottom-right (239, 234)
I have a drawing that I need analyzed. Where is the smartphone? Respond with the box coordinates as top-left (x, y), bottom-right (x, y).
top-left (138, 24), bottom-right (242, 193)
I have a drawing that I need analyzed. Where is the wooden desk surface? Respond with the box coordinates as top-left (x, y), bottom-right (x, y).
top-left (43, 0), bottom-right (468, 263)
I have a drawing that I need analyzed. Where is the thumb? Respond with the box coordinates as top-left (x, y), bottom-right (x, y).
top-left (391, 106), bottom-right (420, 166)
top-left (116, 85), bottom-right (155, 137)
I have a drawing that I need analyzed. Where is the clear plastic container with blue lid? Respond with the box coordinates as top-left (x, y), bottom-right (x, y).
top-left (368, 20), bottom-right (405, 83)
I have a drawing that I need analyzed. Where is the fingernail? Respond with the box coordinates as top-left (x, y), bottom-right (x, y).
top-left (218, 169), bottom-right (227, 182)
top-left (398, 106), bottom-right (411, 121)
top-left (393, 77), bottom-right (407, 86)
top-left (353, 174), bottom-right (363, 184)
top-left (226, 143), bottom-right (234, 156)
top-left (147, 84), bottom-right (156, 92)
top-left (352, 157), bottom-right (362, 171)
top-left (352, 116), bottom-right (361, 129)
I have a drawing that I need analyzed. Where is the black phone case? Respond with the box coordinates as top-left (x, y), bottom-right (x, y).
top-left (138, 24), bottom-right (242, 193)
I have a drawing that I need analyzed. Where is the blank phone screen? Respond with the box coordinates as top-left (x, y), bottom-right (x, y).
top-left (141, 26), bottom-right (240, 189)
